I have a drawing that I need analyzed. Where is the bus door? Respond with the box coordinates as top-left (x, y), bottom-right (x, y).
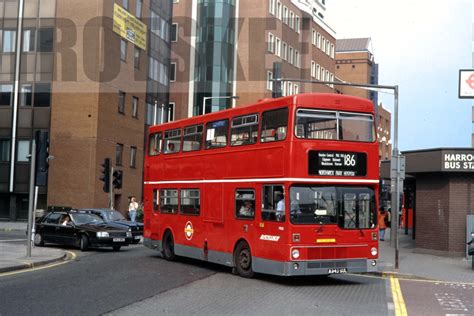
top-left (149, 187), bottom-right (161, 241)
top-left (202, 184), bottom-right (226, 263)
top-left (258, 184), bottom-right (287, 259)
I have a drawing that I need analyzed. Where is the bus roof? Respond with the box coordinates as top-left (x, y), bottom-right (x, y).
top-left (150, 93), bottom-right (375, 133)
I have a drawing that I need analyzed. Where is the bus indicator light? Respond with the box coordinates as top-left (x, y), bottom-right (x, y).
top-left (316, 238), bottom-right (336, 243)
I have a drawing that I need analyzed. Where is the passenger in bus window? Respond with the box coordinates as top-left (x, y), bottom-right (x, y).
top-left (167, 143), bottom-right (175, 153)
top-left (276, 192), bottom-right (285, 221)
top-left (239, 201), bottom-right (254, 217)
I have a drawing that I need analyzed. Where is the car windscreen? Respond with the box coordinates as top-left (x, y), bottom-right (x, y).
top-left (290, 186), bottom-right (376, 229)
top-left (102, 211), bottom-right (126, 221)
top-left (70, 213), bottom-right (105, 225)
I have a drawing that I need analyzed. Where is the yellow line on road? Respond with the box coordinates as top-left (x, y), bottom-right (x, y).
top-left (0, 251), bottom-right (76, 277)
top-left (390, 275), bottom-right (408, 316)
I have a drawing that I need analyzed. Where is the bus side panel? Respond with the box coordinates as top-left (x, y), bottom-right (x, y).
top-left (227, 146), bottom-right (285, 178)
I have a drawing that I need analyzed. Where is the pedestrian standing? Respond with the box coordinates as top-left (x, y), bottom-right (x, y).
top-left (378, 208), bottom-right (387, 241)
top-left (128, 196), bottom-right (139, 222)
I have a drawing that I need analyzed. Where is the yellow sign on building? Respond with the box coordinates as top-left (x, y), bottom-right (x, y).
top-left (113, 3), bottom-right (147, 50)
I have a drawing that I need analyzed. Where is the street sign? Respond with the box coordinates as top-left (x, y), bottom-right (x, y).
top-left (459, 69), bottom-right (474, 99)
top-left (390, 155), bottom-right (406, 180)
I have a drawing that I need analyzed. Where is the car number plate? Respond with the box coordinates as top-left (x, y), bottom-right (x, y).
top-left (113, 238), bottom-right (125, 242)
top-left (134, 236), bottom-right (141, 240)
top-left (328, 268), bottom-right (347, 274)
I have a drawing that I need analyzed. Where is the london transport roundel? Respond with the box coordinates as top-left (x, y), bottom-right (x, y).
top-left (184, 221), bottom-right (194, 240)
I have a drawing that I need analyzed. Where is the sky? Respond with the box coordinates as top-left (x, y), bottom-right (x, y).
top-left (327, 0), bottom-right (473, 151)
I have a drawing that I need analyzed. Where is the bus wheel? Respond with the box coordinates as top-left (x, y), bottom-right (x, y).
top-left (162, 231), bottom-right (176, 261)
top-left (234, 241), bottom-right (254, 278)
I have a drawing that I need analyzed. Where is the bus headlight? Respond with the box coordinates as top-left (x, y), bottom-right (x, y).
top-left (371, 247), bottom-right (378, 256)
top-left (291, 249), bottom-right (300, 259)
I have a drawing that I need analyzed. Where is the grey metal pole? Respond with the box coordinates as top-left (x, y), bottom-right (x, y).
top-left (10, 0), bottom-right (25, 192)
top-left (110, 166), bottom-right (114, 210)
top-left (26, 139), bottom-right (36, 257)
top-left (391, 85), bottom-right (400, 269)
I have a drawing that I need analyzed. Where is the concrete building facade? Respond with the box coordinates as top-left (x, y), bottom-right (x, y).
top-left (169, 0), bottom-right (337, 120)
top-left (0, 0), bottom-right (172, 220)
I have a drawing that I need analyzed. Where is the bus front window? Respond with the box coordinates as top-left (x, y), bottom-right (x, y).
top-left (290, 186), bottom-right (376, 229)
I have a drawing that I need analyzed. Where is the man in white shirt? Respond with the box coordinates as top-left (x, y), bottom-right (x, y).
top-left (276, 192), bottom-right (285, 221)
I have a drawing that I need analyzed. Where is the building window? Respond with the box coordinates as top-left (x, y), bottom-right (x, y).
top-left (267, 33), bottom-right (274, 53)
top-left (37, 28), bottom-right (53, 52)
top-left (283, 6), bottom-right (288, 24)
top-left (322, 36), bottom-right (326, 52)
top-left (267, 71), bottom-right (273, 91)
top-left (311, 29), bottom-right (316, 46)
top-left (132, 96), bottom-right (138, 118)
top-left (34, 83), bottom-right (51, 107)
top-left (134, 47), bottom-right (140, 69)
top-left (294, 84), bottom-right (299, 94)
top-left (295, 16), bottom-right (300, 33)
top-left (171, 23), bottom-right (178, 42)
top-left (122, 0), bottom-right (129, 10)
top-left (23, 29), bottom-right (35, 52)
top-left (289, 11), bottom-right (294, 29)
top-left (277, 1), bottom-right (282, 19)
top-left (0, 139), bottom-right (10, 162)
top-left (275, 37), bottom-right (281, 57)
top-left (317, 33), bottom-right (321, 48)
top-left (0, 84), bottom-right (13, 106)
top-left (120, 39), bottom-right (127, 61)
top-left (20, 84), bottom-right (32, 106)
top-left (288, 46), bottom-right (293, 64)
top-left (269, 0), bottom-right (275, 15)
top-left (168, 102), bottom-right (175, 121)
top-left (130, 146), bottom-right (137, 168)
top-left (294, 50), bottom-right (299, 67)
top-left (316, 64), bottom-right (321, 80)
top-left (115, 143), bottom-right (123, 166)
top-left (170, 62), bottom-right (176, 82)
top-left (135, 0), bottom-right (142, 18)
top-left (118, 91), bottom-right (125, 114)
top-left (330, 43), bottom-right (335, 58)
top-left (17, 140), bottom-right (30, 162)
top-left (311, 61), bottom-right (316, 78)
top-left (3, 30), bottom-right (16, 52)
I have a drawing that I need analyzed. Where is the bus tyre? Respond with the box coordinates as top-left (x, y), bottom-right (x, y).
top-left (80, 235), bottom-right (89, 251)
top-left (162, 232), bottom-right (176, 261)
top-left (34, 233), bottom-right (44, 247)
top-left (234, 241), bottom-right (254, 278)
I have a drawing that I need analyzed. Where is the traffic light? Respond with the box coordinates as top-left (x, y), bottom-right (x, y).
top-left (100, 158), bottom-right (111, 193)
top-left (112, 170), bottom-right (123, 189)
top-left (35, 131), bottom-right (49, 187)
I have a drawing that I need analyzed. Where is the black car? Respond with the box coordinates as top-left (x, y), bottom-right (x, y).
top-left (34, 210), bottom-right (133, 251)
top-left (80, 208), bottom-right (143, 244)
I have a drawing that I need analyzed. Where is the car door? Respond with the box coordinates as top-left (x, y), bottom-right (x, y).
top-left (41, 212), bottom-right (62, 243)
top-left (56, 215), bottom-right (77, 246)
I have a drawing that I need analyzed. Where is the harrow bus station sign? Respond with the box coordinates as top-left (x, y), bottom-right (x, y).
top-left (380, 148), bottom-right (474, 257)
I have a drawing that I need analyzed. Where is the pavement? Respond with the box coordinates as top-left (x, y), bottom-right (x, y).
top-left (0, 221), bottom-right (473, 282)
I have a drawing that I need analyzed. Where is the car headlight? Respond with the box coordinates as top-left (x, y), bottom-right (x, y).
top-left (126, 232), bottom-right (132, 237)
top-left (371, 247), bottom-right (378, 256)
top-left (291, 249), bottom-right (300, 259)
top-left (97, 231), bottom-right (109, 238)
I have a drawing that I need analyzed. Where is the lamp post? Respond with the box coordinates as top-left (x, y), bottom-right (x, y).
top-left (153, 100), bottom-right (166, 125)
top-left (202, 95), bottom-right (239, 116)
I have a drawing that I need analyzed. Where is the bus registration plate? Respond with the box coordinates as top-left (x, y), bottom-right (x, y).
top-left (328, 268), bottom-right (347, 274)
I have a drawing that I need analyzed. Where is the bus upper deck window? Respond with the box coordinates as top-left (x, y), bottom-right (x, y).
top-left (261, 108), bottom-right (288, 143)
top-left (148, 133), bottom-right (162, 156)
top-left (231, 114), bottom-right (259, 146)
top-left (205, 119), bottom-right (229, 149)
top-left (183, 125), bottom-right (204, 152)
top-left (164, 129), bottom-right (182, 154)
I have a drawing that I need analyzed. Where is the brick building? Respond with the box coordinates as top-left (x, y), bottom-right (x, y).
top-left (381, 148), bottom-right (474, 256)
top-left (0, 0), bottom-right (172, 220)
top-left (169, 0), bottom-right (336, 120)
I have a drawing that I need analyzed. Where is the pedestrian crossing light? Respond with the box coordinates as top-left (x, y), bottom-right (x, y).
top-left (100, 158), bottom-right (111, 193)
top-left (113, 169), bottom-right (123, 189)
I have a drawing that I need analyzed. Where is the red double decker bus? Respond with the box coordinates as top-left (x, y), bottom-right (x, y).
top-left (143, 93), bottom-right (379, 277)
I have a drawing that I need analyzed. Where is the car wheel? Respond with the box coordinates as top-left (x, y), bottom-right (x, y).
top-left (113, 245), bottom-right (121, 251)
top-left (34, 233), bottom-right (44, 247)
top-left (80, 235), bottom-right (89, 251)
top-left (162, 231), bottom-right (176, 261)
top-left (234, 241), bottom-right (254, 278)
